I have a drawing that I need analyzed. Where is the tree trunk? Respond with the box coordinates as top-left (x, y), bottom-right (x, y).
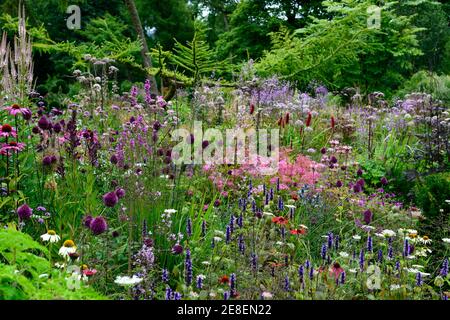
top-left (124, 0), bottom-right (159, 94)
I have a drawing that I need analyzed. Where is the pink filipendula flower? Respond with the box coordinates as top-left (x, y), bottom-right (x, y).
top-left (0, 124), bottom-right (17, 138)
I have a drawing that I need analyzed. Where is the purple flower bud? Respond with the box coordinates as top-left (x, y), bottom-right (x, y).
top-left (336, 180), bottom-right (343, 188)
top-left (357, 168), bottom-right (363, 176)
top-left (103, 191), bottom-right (118, 207)
top-left (380, 177), bottom-right (388, 185)
top-left (172, 243), bottom-right (183, 255)
top-left (90, 216), bottom-right (108, 235)
top-left (115, 188), bottom-right (126, 199)
top-left (38, 116), bottom-right (50, 130)
top-left (363, 209), bottom-right (372, 224)
top-left (17, 204), bottom-right (32, 220)
top-left (83, 215), bottom-right (93, 228)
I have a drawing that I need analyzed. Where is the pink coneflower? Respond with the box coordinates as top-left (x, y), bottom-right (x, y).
top-left (0, 142), bottom-right (26, 154)
top-left (4, 104), bottom-right (31, 118)
top-left (83, 268), bottom-right (97, 277)
top-left (0, 124), bottom-right (17, 138)
top-left (329, 262), bottom-right (345, 280)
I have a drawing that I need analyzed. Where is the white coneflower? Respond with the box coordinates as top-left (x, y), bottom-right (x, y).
top-left (164, 209), bottom-right (177, 214)
top-left (349, 268), bottom-right (358, 273)
top-left (285, 204), bottom-right (296, 209)
top-left (58, 240), bottom-right (77, 257)
top-left (442, 238), bottom-right (450, 244)
top-left (40, 230), bottom-right (61, 243)
top-left (418, 236), bottom-right (432, 245)
top-left (114, 275), bottom-right (143, 286)
top-left (352, 235), bottom-right (361, 240)
top-left (213, 236), bottom-right (223, 242)
top-left (339, 252), bottom-right (350, 258)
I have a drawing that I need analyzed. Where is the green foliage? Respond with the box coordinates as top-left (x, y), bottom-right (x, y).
top-left (136, 0), bottom-right (195, 50)
top-left (0, 228), bottom-right (106, 300)
top-left (396, 71), bottom-right (450, 102)
top-left (257, 0), bottom-right (424, 94)
top-left (415, 173), bottom-right (450, 219)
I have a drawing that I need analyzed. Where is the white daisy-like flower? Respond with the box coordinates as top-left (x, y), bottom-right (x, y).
top-left (58, 240), bottom-right (77, 257)
top-left (40, 230), bottom-right (61, 243)
top-left (285, 205), bottom-right (296, 209)
top-left (418, 236), bottom-right (432, 244)
top-left (349, 268), bottom-right (358, 273)
top-left (381, 229), bottom-right (396, 237)
top-left (353, 235), bottom-right (361, 240)
top-left (405, 268), bottom-right (430, 276)
top-left (201, 261), bottom-right (211, 265)
top-left (214, 230), bottom-right (225, 236)
top-left (114, 275), bottom-right (143, 286)
top-left (407, 229), bottom-right (418, 236)
top-left (390, 284), bottom-right (401, 290)
top-left (164, 209), bottom-right (177, 214)
top-left (362, 225), bottom-right (376, 231)
top-left (213, 236), bottom-right (223, 242)
top-left (263, 212), bottom-right (274, 217)
top-left (299, 224), bottom-right (308, 229)
top-left (375, 233), bottom-right (385, 238)
top-left (442, 238), bottom-right (450, 244)
top-left (339, 252), bottom-right (349, 258)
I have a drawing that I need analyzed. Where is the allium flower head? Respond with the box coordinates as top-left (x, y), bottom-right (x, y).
top-left (17, 204), bottom-right (32, 220)
top-left (103, 191), bottom-right (118, 207)
top-left (90, 216), bottom-right (108, 235)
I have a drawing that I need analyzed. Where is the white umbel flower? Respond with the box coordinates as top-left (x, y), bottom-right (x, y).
top-left (40, 230), bottom-right (61, 243)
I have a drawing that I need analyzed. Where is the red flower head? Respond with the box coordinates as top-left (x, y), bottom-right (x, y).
top-left (272, 216), bottom-right (288, 225)
top-left (290, 226), bottom-right (307, 235)
top-left (306, 113), bottom-right (312, 127)
top-left (219, 275), bottom-right (230, 284)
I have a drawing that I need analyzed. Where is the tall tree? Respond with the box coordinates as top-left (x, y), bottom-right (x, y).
top-left (124, 0), bottom-right (158, 93)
